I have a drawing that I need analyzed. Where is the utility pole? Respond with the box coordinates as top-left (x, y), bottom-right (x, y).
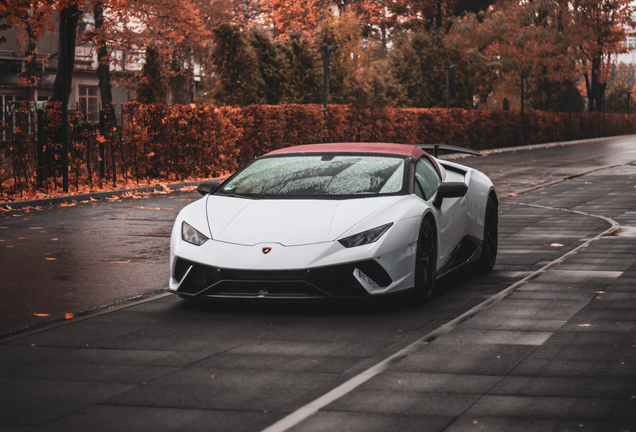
top-left (323, 44), bottom-right (338, 143)
top-left (446, 64), bottom-right (457, 145)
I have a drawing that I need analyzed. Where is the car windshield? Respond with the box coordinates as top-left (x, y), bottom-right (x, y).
top-left (216, 154), bottom-right (408, 198)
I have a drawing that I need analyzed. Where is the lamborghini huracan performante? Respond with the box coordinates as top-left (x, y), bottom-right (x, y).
top-left (169, 143), bottom-right (498, 301)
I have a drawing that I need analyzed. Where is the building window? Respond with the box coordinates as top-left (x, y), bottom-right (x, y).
top-left (79, 86), bottom-right (99, 123)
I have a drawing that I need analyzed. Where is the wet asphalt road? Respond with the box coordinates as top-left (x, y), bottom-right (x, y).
top-left (447, 136), bottom-right (636, 197)
top-left (0, 136), bottom-right (635, 431)
top-left (1, 136), bottom-right (636, 335)
top-left (0, 192), bottom-right (200, 334)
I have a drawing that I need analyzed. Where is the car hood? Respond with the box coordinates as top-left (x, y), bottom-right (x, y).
top-left (205, 195), bottom-right (402, 246)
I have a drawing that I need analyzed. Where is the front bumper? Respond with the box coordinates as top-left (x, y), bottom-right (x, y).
top-left (173, 257), bottom-right (393, 299)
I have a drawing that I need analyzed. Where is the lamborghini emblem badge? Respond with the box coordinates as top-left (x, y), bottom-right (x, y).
top-left (262, 247), bottom-right (272, 254)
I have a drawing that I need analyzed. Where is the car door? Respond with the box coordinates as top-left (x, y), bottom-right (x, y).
top-left (413, 156), bottom-right (468, 271)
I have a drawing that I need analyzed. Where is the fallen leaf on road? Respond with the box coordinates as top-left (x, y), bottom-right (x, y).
top-left (597, 291), bottom-right (606, 294)
top-left (59, 201), bottom-right (77, 207)
top-left (178, 185), bottom-right (197, 191)
top-left (52, 238), bottom-right (58, 241)
top-left (34, 313), bottom-right (49, 317)
top-left (578, 324), bottom-right (592, 327)
top-left (45, 257), bottom-right (56, 260)
top-left (550, 243), bottom-right (564, 247)
top-left (65, 312), bottom-right (73, 319)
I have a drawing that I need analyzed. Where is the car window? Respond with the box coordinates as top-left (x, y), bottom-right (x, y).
top-left (215, 154), bottom-right (409, 198)
top-left (415, 157), bottom-right (441, 200)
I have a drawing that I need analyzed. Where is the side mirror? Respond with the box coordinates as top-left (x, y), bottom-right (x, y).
top-left (197, 179), bottom-right (223, 196)
top-left (433, 182), bottom-right (468, 208)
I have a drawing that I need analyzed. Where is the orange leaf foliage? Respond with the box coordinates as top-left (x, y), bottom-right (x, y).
top-left (1, 102), bottom-right (633, 204)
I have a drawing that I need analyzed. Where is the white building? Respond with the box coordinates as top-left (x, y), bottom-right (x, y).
top-left (0, 12), bottom-right (138, 120)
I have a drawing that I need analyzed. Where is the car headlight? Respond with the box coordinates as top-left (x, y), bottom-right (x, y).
top-left (338, 223), bottom-right (393, 248)
top-left (181, 221), bottom-right (209, 246)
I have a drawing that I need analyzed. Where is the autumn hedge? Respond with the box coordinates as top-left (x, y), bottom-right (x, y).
top-left (0, 102), bottom-right (632, 202)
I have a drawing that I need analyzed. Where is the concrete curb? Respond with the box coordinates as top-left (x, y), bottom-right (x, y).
top-left (439, 134), bottom-right (635, 159)
top-left (1, 180), bottom-right (202, 211)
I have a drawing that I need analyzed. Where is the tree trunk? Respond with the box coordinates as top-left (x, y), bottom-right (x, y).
top-left (584, 71), bottom-right (592, 112)
top-left (435, 0), bottom-right (443, 29)
top-left (586, 56), bottom-right (605, 113)
top-left (49, 5), bottom-right (81, 103)
top-left (188, 47), bottom-right (196, 102)
top-left (26, 22), bottom-right (37, 101)
top-left (94, 0), bottom-right (113, 108)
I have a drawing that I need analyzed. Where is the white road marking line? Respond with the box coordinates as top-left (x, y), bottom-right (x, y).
top-left (260, 202), bottom-right (620, 432)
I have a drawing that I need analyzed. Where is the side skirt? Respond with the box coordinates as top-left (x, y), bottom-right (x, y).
top-left (436, 235), bottom-right (482, 279)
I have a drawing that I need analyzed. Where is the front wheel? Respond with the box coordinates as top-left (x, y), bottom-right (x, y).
top-left (414, 217), bottom-right (437, 302)
top-left (476, 197), bottom-right (498, 273)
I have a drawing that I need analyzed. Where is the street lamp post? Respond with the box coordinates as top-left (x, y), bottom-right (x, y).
top-left (520, 73), bottom-right (525, 145)
top-left (446, 64), bottom-right (457, 145)
top-left (568, 81), bottom-right (573, 141)
top-left (61, 12), bottom-right (69, 192)
top-left (602, 88), bottom-right (606, 137)
top-left (323, 44), bottom-right (338, 143)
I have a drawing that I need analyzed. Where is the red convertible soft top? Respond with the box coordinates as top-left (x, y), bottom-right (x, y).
top-left (266, 143), bottom-right (428, 159)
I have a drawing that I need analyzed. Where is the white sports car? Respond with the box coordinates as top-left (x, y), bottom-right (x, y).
top-left (169, 143), bottom-right (497, 301)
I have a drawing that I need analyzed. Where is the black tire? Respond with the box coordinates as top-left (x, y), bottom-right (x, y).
top-left (477, 197), bottom-right (498, 272)
top-left (414, 217), bottom-right (437, 302)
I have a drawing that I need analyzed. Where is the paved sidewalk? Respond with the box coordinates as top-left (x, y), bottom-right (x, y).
top-left (287, 168), bottom-right (636, 432)
top-left (1, 158), bottom-right (635, 431)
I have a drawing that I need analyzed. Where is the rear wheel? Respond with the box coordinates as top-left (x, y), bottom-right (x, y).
top-left (414, 218), bottom-right (437, 302)
top-left (476, 197), bottom-right (498, 272)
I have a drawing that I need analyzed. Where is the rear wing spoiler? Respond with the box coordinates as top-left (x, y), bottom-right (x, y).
top-left (416, 144), bottom-right (481, 158)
